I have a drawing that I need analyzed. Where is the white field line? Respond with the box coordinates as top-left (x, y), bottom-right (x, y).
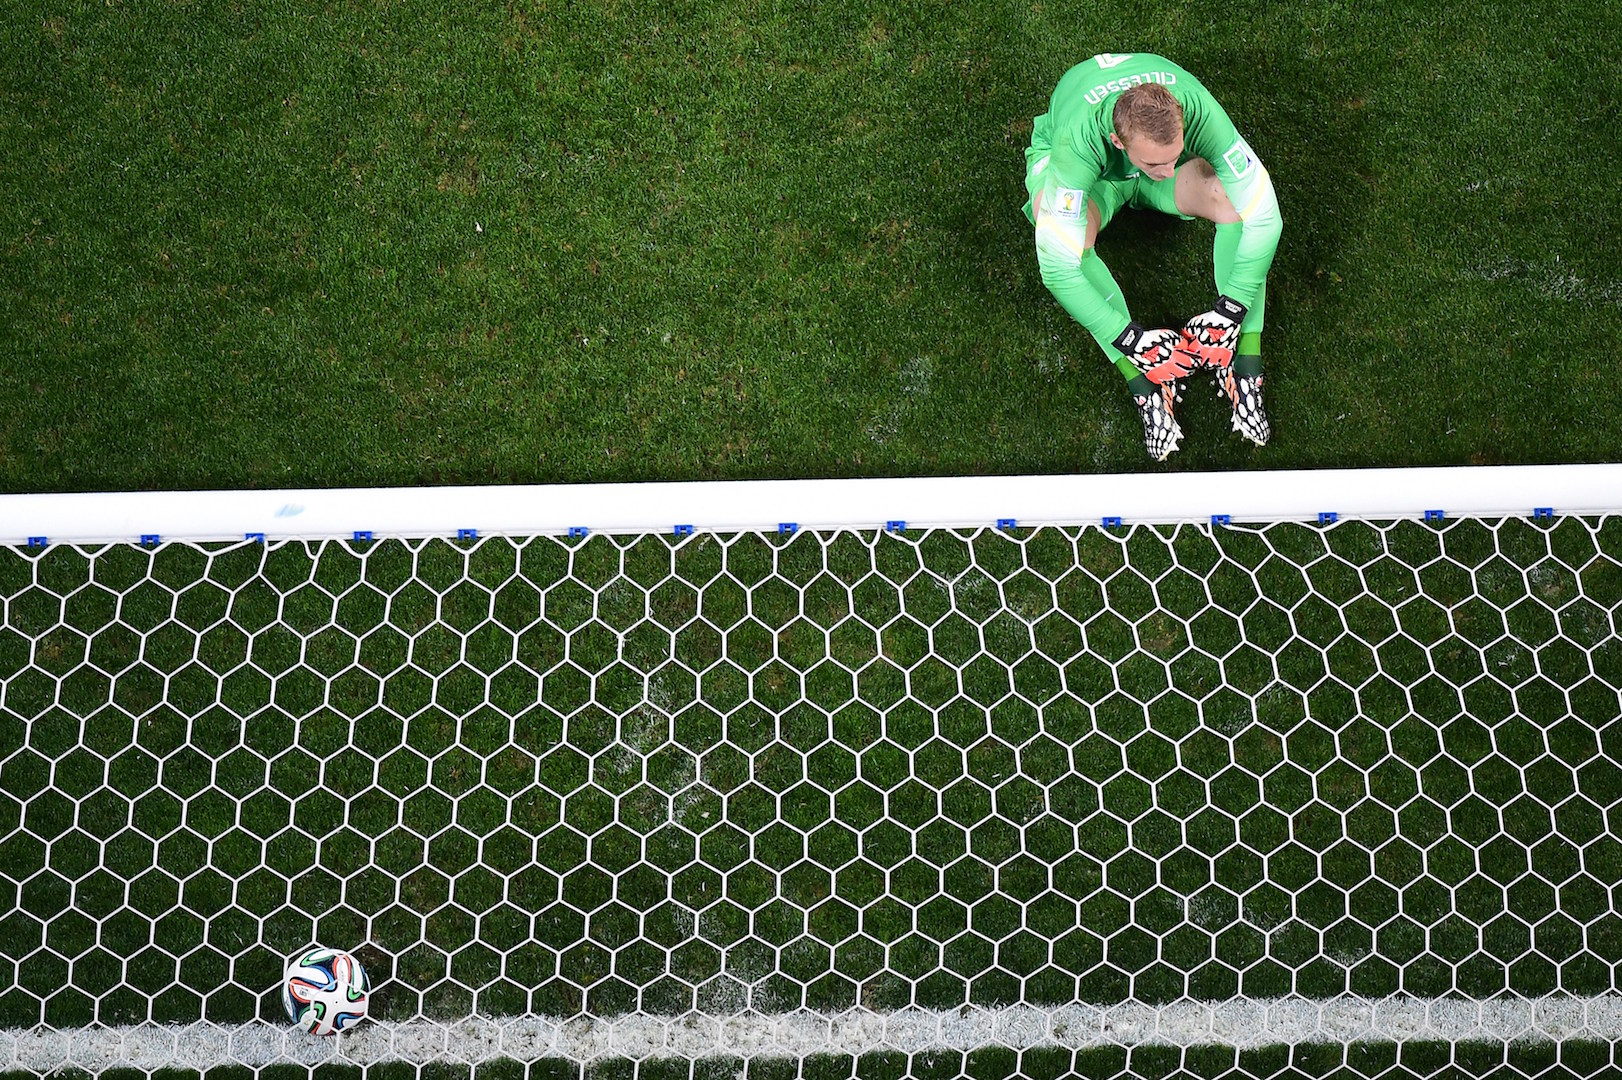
top-left (4, 997), bottom-right (1622, 1073)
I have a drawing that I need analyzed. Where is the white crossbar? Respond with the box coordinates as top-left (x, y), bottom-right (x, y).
top-left (3, 464), bottom-right (1621, 545)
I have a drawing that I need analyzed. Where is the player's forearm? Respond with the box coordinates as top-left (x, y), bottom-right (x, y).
top-left (1035, 225), bottom-right (1131, 347)
top-left (1223, 187), bottom-right (1282, 308)
top-left (1047, 255), bottom-right (1133, 346)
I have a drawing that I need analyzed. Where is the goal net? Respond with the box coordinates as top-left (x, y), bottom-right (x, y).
top-left (1, 467), bottom-right (1619, 1080)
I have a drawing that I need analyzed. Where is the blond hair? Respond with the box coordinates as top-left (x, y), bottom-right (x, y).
top-left (1112, 84), bottom-right (1184, 146)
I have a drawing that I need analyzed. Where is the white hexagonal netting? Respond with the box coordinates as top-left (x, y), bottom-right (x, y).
top-left (1, 518), bottom-right (1618, 1079)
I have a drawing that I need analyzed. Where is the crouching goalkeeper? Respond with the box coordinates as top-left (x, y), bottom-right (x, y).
top-left (1024, 53), bottom-right (1282, 460)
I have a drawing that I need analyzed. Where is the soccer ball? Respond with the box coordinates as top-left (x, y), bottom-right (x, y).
top-left (282, 947), bottom-right (369, 1035)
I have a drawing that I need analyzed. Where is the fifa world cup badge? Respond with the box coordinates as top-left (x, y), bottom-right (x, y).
top-left (1054, 188), bottom-right (1084, 221)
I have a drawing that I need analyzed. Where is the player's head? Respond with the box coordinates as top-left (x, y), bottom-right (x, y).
top-left (1109, 85), bottom-right (1185, 182)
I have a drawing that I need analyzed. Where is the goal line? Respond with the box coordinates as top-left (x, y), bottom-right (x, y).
top-left (7, 997), bottom-right (1622, 1072)
top-left (4, 463), bottom-right (1621, 545)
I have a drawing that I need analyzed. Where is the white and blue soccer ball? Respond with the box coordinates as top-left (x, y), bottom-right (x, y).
top-left (282, 947), bottom-right (369, 1035)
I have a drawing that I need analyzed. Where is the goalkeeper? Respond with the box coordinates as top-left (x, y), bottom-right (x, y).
top-left (1024, 53), bottom-right (1282, 460)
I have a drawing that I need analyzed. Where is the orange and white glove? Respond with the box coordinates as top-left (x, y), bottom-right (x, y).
top-left (1176, 295), bottom-right (1248, 371)
top-left (1113, 322), bottom-right (1196, 385)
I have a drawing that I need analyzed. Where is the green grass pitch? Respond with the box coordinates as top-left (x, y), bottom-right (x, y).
top-left (2, 0), bottom-right (1620, 492)
top-left (3, 4), bottom-right (1622, 1078)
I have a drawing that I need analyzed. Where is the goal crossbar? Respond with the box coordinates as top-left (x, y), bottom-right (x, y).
top-left (4, 463), bottom-right (1621, 545)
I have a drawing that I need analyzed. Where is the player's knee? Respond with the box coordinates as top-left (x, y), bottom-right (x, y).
top-left (1177, 157), bottom-right (1239, 223)
top-left (1201, 181), bottom-right (1237, 221)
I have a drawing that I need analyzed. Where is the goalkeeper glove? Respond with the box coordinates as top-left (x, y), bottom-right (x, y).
top-left (1175, 295), bottom-right (1247, 371)
top-left (1134, 380), bottom-right (1184, 461)
top-left (1113, 322), bottom-right (1196, 385)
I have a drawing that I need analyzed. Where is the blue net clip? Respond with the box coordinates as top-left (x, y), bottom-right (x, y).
top-left (997, 518), bottom-right (1017, 531)
top-left (352, 530), bottom-right (374, 542)
top-left (778, 522), bottom-right (798, 536)
top-left (1211, 514), bottom-right (1231, 527)
top-left (1318, 512), bottom-right (1338, 525)
top-left (1533, 507), bottom-right (1554, 521)
top-left (1424, 510), bottom-right (1445, 523)
top-left (885, 520), bottom-right (907, 533)
top-left (1102, 516), bottom-right (1123, 529)
top-left (673, 524), bottom-right (695, 537)
top-left (26, 536), bottom-right (47, 548)
top-left (246, 532), bottom-right (266, 544)
top-left (458, 528), bottom-right (479, 541)
top-left (568, 526), bottom-right (590, 539)
top-left (140, 534), bottom-right (161, 547)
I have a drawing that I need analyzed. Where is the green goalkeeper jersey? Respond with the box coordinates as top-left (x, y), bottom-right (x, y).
top-left (1030, 52), bottom-right (1281, 310)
